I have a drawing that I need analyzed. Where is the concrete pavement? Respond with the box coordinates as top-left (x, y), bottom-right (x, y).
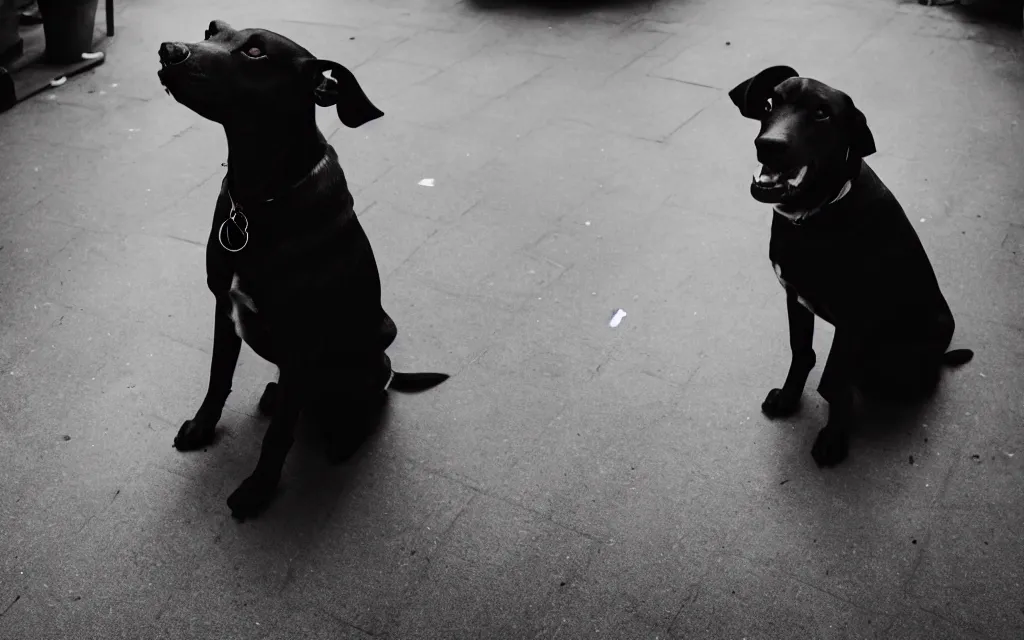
top-left (1, 0), bottom-right (1022, 637)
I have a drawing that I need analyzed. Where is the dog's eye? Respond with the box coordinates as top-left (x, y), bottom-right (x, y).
top-left (242, 46), bottom-right (266, 59)
top-left (815, 106), bottom-right (831, 121)
top-left (764, 98), bottom-right (773, 114)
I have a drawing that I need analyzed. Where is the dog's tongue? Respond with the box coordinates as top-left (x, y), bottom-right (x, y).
top-left (755, 165), bottom-right (784, 185)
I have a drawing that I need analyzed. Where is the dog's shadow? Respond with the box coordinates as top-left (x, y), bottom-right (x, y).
top-left (274, 398), bottom-right (396, 513)
top-left (175, 396), bottom-right (398, 534)
top-left (465, 0), bottom-right (670, 17)
top-left (774, 380), bottom-right (949, 490)
top-left (852, 394), bottom-right (934, 451)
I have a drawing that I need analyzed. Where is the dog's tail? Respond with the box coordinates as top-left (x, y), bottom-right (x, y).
top-left (942, 349), bottom-right (974, 367)
top-left (388, 371), bottom-right (450, 393)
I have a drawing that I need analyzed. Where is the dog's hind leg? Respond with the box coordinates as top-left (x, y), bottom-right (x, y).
top-left (307, 356), bottom-right (392, 464)
top-left (857, 318), bottom-right (960, 406)
top-left (316, 390), bottom-right (388, 464)
top-left (174, 300), bottom-right (242, 451)
top-left (763, 290), bottom-right (817, 418)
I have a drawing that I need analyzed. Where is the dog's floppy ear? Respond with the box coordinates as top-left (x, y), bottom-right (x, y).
top-left (729, 65), bottom-right (799, 119)
top-left (844, 96), bottom-right (876, 158)
top-left (311, 59), bottom-right (383, 128)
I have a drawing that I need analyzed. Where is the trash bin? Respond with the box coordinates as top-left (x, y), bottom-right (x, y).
top-left (37, 0), bottom-right (99, 64)
top-left (0, 0), bottom-right (23, 63)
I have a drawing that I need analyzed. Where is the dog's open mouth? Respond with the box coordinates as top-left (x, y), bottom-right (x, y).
top-left (751, 164), bottom-right (809, 203)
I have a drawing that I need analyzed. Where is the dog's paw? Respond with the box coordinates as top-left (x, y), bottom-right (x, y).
top-left (811, 426), bottom-right (849, 468)
top-left (258, 382), bottom-right (278, 416)
top-left (173, 417), bottom-right (217, 451)
top-left (226, 472), bottom-right (280, 521)
top-left (761, 388), bottom-right (801, 418)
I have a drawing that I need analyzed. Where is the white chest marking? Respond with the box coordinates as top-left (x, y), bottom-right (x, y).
top-left (772, 262), bottom-right (815, 314)
top-left (228, 274), bottom-right (258, 340)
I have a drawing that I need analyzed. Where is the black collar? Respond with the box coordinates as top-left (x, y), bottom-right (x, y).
top-left (223, 146), bottom-right (331, 210)
top-left (217, 149), bottom-right (331, 253)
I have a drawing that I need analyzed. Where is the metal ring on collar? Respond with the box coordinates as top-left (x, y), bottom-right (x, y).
top-left (218, 210), bottom-right (249, 253)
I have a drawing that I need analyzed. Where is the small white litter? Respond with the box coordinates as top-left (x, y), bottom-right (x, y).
top-left (81, 52), bottom-right (104, 61)
top-left (584, 221), bottom-right (591, 226)
top-left (609, 308), bottom-right (627, 328)
top-left (418, 178), bottom-right (435, 187)
top-left (49, 76), bottom-right (67, 87)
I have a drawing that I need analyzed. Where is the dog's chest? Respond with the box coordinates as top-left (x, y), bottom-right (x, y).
top-left (228, 274), bottom-right (260, 340)
top-left (771, 261), bottom-right (826, 317)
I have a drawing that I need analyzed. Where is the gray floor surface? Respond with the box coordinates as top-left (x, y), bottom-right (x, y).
top-left (1, 0), bottom-right (1022, 638)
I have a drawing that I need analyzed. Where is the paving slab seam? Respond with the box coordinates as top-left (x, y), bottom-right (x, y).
top-left (912, 604), bottom-right (996, 640)
top-left (402, 446), bottom-right (610, 545)
top-left (318, 610), bottom-right (379, 638)
top-left (897, 421), bottom-right (979, 600)
top-left (773, 566), bottom-right (894, 618)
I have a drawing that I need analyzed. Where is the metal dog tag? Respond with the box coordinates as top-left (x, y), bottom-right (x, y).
top-left (218, 202), bottom-right (249, 253)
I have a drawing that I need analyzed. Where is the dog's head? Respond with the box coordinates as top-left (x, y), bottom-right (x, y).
top-left (729, 66), bottom-right (875, 207)
top-left (157, 20), bottom-right (382, 130)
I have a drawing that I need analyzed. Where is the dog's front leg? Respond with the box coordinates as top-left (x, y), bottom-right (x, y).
top-left (174, 299), bottom-right (242, 450)
top-left (762, 289), bottom-right (816, 418)
top-left (811, 327), bottom-right (858, 468)
top-left (226, 366), bottom-right (303, 520)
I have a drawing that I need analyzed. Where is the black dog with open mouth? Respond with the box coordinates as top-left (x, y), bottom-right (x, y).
top-left (158, 21), bottom-right (449, 520)
top-left (730, 66), bottom-right (973, 468)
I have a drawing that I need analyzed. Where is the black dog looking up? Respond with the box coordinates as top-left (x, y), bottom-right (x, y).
top-left (729, 65), bottom-right (973, 468)
top-left (158, 21), bottom-right (449, 520)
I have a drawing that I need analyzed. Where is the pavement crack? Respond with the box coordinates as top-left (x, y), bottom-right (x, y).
top-left (774, 568), bottom-right (890, 617)
top-left (915, 605), bottom-right (990, 638)
top-left (655, 76), bottom-right (721, 91)
top-left (414, 453), bottom-right (606, 544)
top-left (388, 226), bottom-right (444, 278)
top-left (0, 594), bottom-right (20, 617)
top-left (158, 124), bottom-right (196, 148)
top-left (355, 200), bottom-right (377, 217)
top-left (662, 100), bottom-right (715, 143)
top-left (163, 234), bottom-right (205, 248)
top-left (322, 608), bottom-right (379, 637)
top-left (667, 578), bottom-right (704, 636)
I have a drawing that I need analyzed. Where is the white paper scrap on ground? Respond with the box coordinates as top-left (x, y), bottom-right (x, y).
top-left (49, 76), bottom-right (67, 87)
top-left (418, 178), bottom-right (435, 187)
top-left (609, 309), bottom-right (627, 328)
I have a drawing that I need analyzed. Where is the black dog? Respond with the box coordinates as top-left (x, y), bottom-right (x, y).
top-left (158, 21), bottom-right (449, 519)
top-left (729, 66), bottom-right (973, 468)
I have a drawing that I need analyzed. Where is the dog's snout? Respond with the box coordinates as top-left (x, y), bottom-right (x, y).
top-left (158, 42), bottom-right (190, 66)
top-left (754, 136), bottom-right (790, 168)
